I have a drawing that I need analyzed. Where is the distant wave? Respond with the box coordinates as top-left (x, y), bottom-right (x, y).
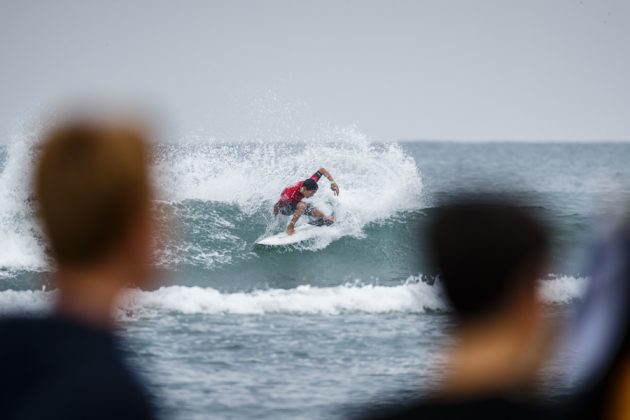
top-left (0, 276), bottom-right (587, 317)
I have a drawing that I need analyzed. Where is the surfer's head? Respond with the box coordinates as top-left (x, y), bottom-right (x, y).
top-left (427, 195), bottom-right (550, 326)
top-left (300, 178), bottom-right (318, 197)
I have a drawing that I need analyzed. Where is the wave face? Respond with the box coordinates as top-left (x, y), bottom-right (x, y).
top-left (0, 127), bottom-right (423, 282)
top-left (153, 127), bottom-right (423, 253)
top-left (148, 128), bottom-right (426, 288)
top-left (0, 136), bottom-right (624, 302)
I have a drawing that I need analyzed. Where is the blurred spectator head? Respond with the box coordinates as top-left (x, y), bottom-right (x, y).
top-left (428, 196), bottom-right (550, 325)
top-left (354, 198), bottom-right (555, 418)
top-left (35, 120), bottom-right (154, 288)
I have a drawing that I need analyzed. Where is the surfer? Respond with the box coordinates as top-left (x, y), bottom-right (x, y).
top-left (273, 167), bottom-right (340, 235)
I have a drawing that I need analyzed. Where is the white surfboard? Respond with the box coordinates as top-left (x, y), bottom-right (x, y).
top-left (256, 224), bottom-right (328, 246)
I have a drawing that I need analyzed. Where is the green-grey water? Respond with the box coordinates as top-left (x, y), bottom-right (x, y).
top-left (2, 139), bottom-right (629, 418)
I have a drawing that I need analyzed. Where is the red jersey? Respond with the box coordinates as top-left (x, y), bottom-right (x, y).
top-left (277, 171), bottom-right (322, 206)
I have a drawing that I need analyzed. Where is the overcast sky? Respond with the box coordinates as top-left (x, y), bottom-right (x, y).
top-left (0, 0), bottom-right (628, 142)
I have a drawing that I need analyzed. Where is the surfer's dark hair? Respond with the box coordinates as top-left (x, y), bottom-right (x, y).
top-left (427, 195), bottom-right (550, 324)
top-left (303, 178), bottom-right (318, 191)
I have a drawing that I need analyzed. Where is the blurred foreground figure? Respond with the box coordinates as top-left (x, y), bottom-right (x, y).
top-left (558, 219), bottom-right (630, 420)
top-left (361, 197), bottom-right (554, 420)
top-left (0, 122), bottom-right (157, 419)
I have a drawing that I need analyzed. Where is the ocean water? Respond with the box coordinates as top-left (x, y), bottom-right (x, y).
top-left (1, 133), bottom-right (629, 419)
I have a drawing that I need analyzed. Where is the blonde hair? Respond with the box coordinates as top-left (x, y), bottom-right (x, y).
top-left (35, 122), bottom-right (151, 266)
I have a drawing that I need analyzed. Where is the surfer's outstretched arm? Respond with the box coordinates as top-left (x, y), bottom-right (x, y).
top-left (317, 167), bottom-right (339, 196)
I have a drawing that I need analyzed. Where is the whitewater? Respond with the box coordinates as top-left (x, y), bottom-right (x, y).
top-left (0, 275), bottom-right (587, 317)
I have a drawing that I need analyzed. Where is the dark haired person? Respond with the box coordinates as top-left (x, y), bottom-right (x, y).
top-left (360, 197), bottom-right (555, 420)
top-left (273, 167), bottom-right (339, 235)
top-left (0, 121), bottom-right (158, 419)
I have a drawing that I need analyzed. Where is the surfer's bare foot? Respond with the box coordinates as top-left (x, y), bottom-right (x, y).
top-left (287, 223), bottom-right (295, 235)
top-left (324, 215), bottom-right (335, 225)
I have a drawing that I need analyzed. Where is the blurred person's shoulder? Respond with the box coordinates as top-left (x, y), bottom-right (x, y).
top-left (355, 393), bottom-right (564, 420)
top-left (0, 316), bottom-right (157, 420)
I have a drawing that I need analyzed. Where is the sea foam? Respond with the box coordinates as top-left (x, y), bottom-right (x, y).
top-left (0, 276), bottom-right (587, 318)
top-left (0, 138), bottom-right (47, 273)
